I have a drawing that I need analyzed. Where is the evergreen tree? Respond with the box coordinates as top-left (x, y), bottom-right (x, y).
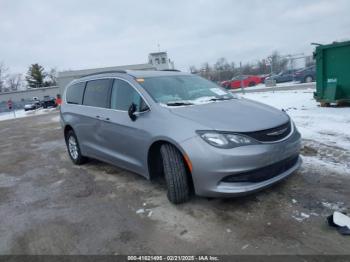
top-left (26, 63), bottom-right (46, 88)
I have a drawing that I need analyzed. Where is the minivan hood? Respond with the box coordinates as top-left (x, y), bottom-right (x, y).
top-left (169, 98), bottom-right (289, 132)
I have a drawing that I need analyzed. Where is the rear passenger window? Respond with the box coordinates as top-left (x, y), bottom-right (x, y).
top-left (83, 79), bottom-right (112, 108)
top-left (111, 79), bottom-right (148, 112)
top-left (66, 82), bottom-right (86, 104)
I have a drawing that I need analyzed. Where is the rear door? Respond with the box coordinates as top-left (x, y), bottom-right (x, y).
top-left (99, 79), bottom-right (151, 175)
top-left (80, 79), bottom-right (113, 158)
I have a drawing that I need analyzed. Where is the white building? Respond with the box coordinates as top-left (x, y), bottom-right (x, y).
top-left (148, 52), bottom-right (175, 70)
top-left (57, 52), bottom-right (175, 95)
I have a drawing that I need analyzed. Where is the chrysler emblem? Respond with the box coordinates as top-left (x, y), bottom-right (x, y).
top-left (267, 127), bottom-right (288, 136)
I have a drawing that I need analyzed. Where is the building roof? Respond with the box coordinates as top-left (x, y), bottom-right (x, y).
top-left (148, 52), bottom-right (167, 56)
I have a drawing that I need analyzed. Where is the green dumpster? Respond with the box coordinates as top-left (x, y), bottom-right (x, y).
top-left (314, 40), bottom-right (350, 105)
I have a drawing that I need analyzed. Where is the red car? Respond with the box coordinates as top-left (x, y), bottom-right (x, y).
top-left (221, 75), bottom-right (262, 89)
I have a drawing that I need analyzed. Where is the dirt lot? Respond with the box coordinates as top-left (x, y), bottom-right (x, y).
top-left (0, 111), bottom-right (349, 255)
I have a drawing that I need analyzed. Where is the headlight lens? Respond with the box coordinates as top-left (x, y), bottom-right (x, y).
top-left (200, 133), bottom-right (229, 147)
top-left (197, 131), bottom-right (257, 148)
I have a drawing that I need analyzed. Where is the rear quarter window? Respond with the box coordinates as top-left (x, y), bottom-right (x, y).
top-left (66, 82), bottom-right (86, 104)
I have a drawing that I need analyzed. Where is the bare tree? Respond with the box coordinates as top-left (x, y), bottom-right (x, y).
top-left (189, 65), bottom-right (198, 74)
top-left (269, 51), bottom-right (288, 74)
top-left (0, 62), bottom-right (9, 93)
top-left (200, 62), bottom-right (212, 80)
top-left (44, 68), bottom-right (57, 86)
top-left (191, 50), bottom-right (311, 83)
top-left (7, 74), bottom-right (23, 91)
top-left (213, 58), bottom-right (235, 81)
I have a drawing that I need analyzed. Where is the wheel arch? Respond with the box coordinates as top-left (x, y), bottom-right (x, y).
top-left (147, 139), bottom-right (193, 185)
top-left (63, 124), bottom-right (74, 140)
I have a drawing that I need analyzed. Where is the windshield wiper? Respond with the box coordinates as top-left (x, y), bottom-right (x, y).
top-left (166, 101), bottom-right (194, 106)
top-left (209, 97), bottom-right (234, 101)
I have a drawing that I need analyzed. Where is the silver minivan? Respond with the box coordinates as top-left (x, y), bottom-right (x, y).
top-left (60, 70), bottom-right (302, 204)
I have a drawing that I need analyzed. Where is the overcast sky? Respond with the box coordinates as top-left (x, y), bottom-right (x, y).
top-left (1, 0), bottom-right (349, 73)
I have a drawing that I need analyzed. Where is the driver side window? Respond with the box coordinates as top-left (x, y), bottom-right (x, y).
top-left (111, 79), bottom-right (148, 112)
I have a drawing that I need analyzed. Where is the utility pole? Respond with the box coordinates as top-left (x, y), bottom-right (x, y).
top-left (240, 62), bottom-right (245, 94)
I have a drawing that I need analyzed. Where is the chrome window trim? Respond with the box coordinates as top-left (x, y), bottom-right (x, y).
top-left (63, 76), bottom-right (152, 113)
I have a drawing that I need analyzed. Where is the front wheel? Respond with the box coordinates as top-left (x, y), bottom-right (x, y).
top-left (65, 130), bottom-right (87, 165)
top-left (160, 144), bottom-right (191, 204)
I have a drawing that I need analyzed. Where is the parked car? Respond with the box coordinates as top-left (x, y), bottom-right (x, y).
top-left (61, 70), bottom-right (302, 204)
top-left (294, 66), bottom-right (316, 83)
top-left (221, 75), bottom-right (262, 89)
top-left (265, 69), bottom-right (298, 84)
top-left (260, 74), bottom-right (270, 83)
top-left (41, 96), bottom-right (57, 108)
top-left (24, 100), bottom-right (41, 111)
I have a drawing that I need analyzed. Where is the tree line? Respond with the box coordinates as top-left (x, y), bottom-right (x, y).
top-left (189, 51), bottom-right (314, 82)
top-left (0, 62), bottom-right (57, 93)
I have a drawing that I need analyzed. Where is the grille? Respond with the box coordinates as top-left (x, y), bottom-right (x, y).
top-left (242, 120), bottom-right (292, 142)
top-left (222, 155), bottom-right (299, 183)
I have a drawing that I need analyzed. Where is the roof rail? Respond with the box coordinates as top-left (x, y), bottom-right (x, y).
top-left (160, 69), bottom-right (181, 72)
top-left (81, 70), bottom-right (128, 78)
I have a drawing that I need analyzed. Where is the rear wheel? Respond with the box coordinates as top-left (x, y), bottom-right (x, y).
top-left (248, 82), bottom-right (256, 87)
top-left (65, 130), bottom-right (87, 165)
top-left (305, 76), bottom-right (313, 83)
top-left (160, 144), bottom-right (191, 204)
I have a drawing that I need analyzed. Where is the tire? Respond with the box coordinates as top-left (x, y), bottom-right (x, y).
top-left (160, 144), bottom-right (191, 204)
top-left (248, 82), bottom-right (256, 87)
top-left (65, 130), bottom-right (87, 165)
top-left (304, 76), bottom-right (313, 83)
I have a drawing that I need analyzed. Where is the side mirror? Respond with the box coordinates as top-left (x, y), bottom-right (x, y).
top-left (128, 103), bottom-right (137, 121)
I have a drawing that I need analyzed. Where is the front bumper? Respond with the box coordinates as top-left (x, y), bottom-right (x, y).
top-left (180, 129), bottom-right (302, 197)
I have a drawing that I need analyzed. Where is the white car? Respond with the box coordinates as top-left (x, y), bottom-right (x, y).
top-left (24, 101), bottom-right (41, 111)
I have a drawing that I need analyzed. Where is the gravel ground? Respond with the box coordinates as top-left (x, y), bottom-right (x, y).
top-left (0, 112), bottom-right (349, 255)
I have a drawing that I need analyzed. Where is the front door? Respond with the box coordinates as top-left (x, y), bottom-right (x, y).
top-left (99, 79), bottom-right (151, 175)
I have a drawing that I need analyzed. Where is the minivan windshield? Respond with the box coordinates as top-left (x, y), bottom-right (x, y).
top-left (139, 75), bottom-right (235, 106)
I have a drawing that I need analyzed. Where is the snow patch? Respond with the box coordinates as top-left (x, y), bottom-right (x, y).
top-left (0, 108), bottom-right (57, 122)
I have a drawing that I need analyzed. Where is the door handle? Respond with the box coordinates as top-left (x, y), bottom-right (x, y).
top-left (96, 115), bottom-right (110, 121)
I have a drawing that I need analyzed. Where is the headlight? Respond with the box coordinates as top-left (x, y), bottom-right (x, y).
top-left (196, 131), bottom-right (257, 148)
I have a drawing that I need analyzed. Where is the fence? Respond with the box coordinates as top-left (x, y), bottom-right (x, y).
top-left (0, 86), bottom-right (60, 112)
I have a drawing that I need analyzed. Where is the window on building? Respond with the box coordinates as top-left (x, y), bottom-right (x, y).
top-left (66, 82), bottom-right (86, 104)
top-left (161, 57), bottom-right (166, 64)
top-left (83, 79), bottom-right (112, 108)
top-left (155, 58), bottom-right (160, 64)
